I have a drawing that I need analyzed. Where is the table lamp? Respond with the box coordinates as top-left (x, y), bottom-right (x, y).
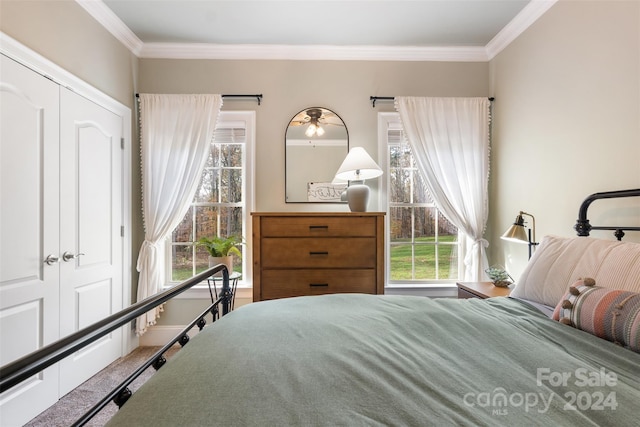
top-left (334, 147), bottom-right (383, 212)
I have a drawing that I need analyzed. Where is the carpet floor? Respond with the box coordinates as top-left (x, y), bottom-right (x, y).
top-left (25, 346), bottom-right (179, 427)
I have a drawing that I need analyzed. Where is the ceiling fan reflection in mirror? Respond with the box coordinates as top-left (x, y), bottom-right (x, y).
top-left (289, 108), bottom-right (344, 137)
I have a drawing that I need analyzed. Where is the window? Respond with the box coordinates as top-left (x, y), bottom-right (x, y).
top-left (167, 111), bottom-right (254, 284)
top-left (379, 113), bottom-right (460, 284)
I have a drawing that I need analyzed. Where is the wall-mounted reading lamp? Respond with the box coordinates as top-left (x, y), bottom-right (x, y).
top-left (501, 211), bottom-right (539, 259)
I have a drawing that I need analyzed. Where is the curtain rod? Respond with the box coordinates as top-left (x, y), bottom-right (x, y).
top-left (135, 93), bottom-right (263, 105)
top-left (369, 96), bottom-right (495, 108)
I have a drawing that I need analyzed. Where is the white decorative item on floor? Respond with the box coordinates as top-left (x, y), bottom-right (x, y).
top-left (334, 147), bottom-right (383, 212)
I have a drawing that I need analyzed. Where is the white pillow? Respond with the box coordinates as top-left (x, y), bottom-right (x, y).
top-left (510, 235), bottom-right (640, 307)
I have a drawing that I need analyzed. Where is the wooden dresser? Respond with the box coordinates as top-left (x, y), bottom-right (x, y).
top-left (252, 212), bottom-right (385, 301)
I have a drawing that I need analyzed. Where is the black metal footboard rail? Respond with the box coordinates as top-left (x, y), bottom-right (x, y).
top-left (0, 264), bottom-right (231, 425)
top-left (574, 188), bottom-right (640, 240)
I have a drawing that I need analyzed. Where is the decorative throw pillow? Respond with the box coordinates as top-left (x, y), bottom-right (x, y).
top-left (553, 278), bottom-right (640, 353)
top-left (510, 235), bottom-right (640, 308)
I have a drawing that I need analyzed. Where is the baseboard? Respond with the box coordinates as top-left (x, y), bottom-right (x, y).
top-left (138, 324), bottom-right (205, 347)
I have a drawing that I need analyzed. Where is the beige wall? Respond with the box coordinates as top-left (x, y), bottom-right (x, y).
top-left (0, 0), bottom-right (137, 107)
top-left (489, 0), bottom-right (640, 277)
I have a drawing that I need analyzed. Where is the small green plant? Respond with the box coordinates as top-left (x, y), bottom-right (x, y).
top-left (485, 265), bottom-right (514, 287)
top-left (197, 235), bottom-right (243, 258)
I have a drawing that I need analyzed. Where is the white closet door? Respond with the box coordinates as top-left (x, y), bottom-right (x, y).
top-left (58, 88), bottom-right (123, 395)
top-left (0, 55), bottom-right (61, 426)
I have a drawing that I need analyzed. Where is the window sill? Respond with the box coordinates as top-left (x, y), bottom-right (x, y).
top-left (384, 283), bottom-right (457, 298)
top-left (162, 283), bottom-right (253, 300)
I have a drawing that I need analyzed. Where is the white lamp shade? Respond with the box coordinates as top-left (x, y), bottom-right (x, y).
top-left (334, 147), bottom-right (383, 181)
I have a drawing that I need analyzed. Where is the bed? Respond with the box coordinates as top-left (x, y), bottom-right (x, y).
top-left (3, 189), bottom-right (640, 426)
top-left (108, 291), bottom-right (640, 426)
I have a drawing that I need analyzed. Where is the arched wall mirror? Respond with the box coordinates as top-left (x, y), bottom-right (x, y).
top-left (285, 107), bottom-right (349, 203)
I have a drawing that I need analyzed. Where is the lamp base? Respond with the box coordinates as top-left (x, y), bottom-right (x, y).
top-left (346, 184), bottom-right (369, 212)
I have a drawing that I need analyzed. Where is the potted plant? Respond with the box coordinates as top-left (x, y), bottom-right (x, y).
top-left (197, 235), bottom-right (243, 276)
top-left (484, 265), bottom-right (514, 288)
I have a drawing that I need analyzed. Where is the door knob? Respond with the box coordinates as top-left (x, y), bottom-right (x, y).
top-left (62, 251), bottom-right (85, 262)
top-left (44, 254), bottom-right (59, 265)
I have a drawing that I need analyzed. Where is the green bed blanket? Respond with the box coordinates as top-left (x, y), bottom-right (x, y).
top-left (107, 294), bottom-right (640, 426)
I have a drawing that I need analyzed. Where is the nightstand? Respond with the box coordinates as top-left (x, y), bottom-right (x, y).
top-left (456, 281), bottom-right (513, 299)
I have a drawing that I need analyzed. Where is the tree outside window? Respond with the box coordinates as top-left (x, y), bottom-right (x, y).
top-left (168, 114), bottom-right (252, 283)
top-left (383, 117), bottom-right (460, 283)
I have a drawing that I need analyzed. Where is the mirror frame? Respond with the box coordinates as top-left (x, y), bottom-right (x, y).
top-left (285, 107), bottom-right (349, 203)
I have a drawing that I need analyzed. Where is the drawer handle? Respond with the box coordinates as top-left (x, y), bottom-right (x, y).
top-left (309, 251), bottom-right (329, 256)
top-left (309, 283), bottom-right (329, 287)
top-left (309, 225), bottom-right (329, 230)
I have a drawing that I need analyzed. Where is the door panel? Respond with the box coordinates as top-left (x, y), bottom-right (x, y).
top-left (0, 55), bottom-right (60, 427)
top-left (60, 278), bottom-right (115, 390)
top-left (78, 125), bottom-right (113, 265)
top-left (76, 279), bottom-right (114, 328)
top-left (58, 88), bottom-right (123, 395)
top-left (0, 301), bottom-right (43, 364)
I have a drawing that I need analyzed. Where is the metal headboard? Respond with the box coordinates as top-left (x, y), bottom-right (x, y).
top-left (574, 188), bottom-right (640, 240)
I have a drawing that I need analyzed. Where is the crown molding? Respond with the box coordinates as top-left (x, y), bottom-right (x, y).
top-left (0, 32), bottom-right (129, 114)
top-left (79, 0), bottom-right (557, 62)
top-left (486, 0), bottom-right (558, 60)
top-left (139, 43), bottom-right (489, 62)
top-left (75, 0), bottom-right (144, 55)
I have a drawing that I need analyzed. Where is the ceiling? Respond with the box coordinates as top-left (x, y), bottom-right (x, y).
top-left (79, 0), bottom-right (557, 61)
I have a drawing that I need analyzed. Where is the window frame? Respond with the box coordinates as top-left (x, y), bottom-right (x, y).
top-left (164, 110), bottom-right (255, 294)
top-left (377, 112), bottom-right (462, 288)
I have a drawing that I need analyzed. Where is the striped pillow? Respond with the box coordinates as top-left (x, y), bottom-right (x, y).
top-left (553, 278), bottom-right (640, 353)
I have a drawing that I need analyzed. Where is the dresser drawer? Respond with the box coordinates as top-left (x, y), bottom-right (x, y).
top-left (260, 269), bottom-right (377, 300)
top-left (261, 237), bottom-right (376, 268)
top-left (260, 216), bottom-right (376, 237)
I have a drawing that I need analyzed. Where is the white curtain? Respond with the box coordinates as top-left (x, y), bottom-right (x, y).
top-left (136, 94), bottom-right (223, 335)
top-left (395, 97), bottom-right (490, 281)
